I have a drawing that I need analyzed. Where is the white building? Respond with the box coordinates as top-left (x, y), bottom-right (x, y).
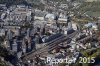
top-left (72, 23), bottom-right (78, 30)
top-left (34, 9), bottom-right (47, 20)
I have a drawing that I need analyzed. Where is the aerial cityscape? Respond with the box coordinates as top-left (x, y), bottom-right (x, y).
top-left (0, 0), bottom-right (100, 66)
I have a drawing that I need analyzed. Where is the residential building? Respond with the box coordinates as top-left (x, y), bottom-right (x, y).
top-left (6, 5), bottom-right (33, 22)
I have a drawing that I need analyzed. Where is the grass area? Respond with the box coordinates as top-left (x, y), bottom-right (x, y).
top-left (73, 18), bottom-right (92, 22)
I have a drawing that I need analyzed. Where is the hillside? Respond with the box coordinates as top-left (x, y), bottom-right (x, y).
top-left (76, 1), bottom-right (100, 17)
top-left (85, 0), bottom-right (100, 2)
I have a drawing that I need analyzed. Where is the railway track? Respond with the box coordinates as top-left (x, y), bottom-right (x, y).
top-left (21, 31), bottom-right (78, 63)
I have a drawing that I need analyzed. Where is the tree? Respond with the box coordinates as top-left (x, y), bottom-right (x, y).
top-left (0, 36), bottom-right (5, 45)
top-left (75, 49), bottom-right (100, 66)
